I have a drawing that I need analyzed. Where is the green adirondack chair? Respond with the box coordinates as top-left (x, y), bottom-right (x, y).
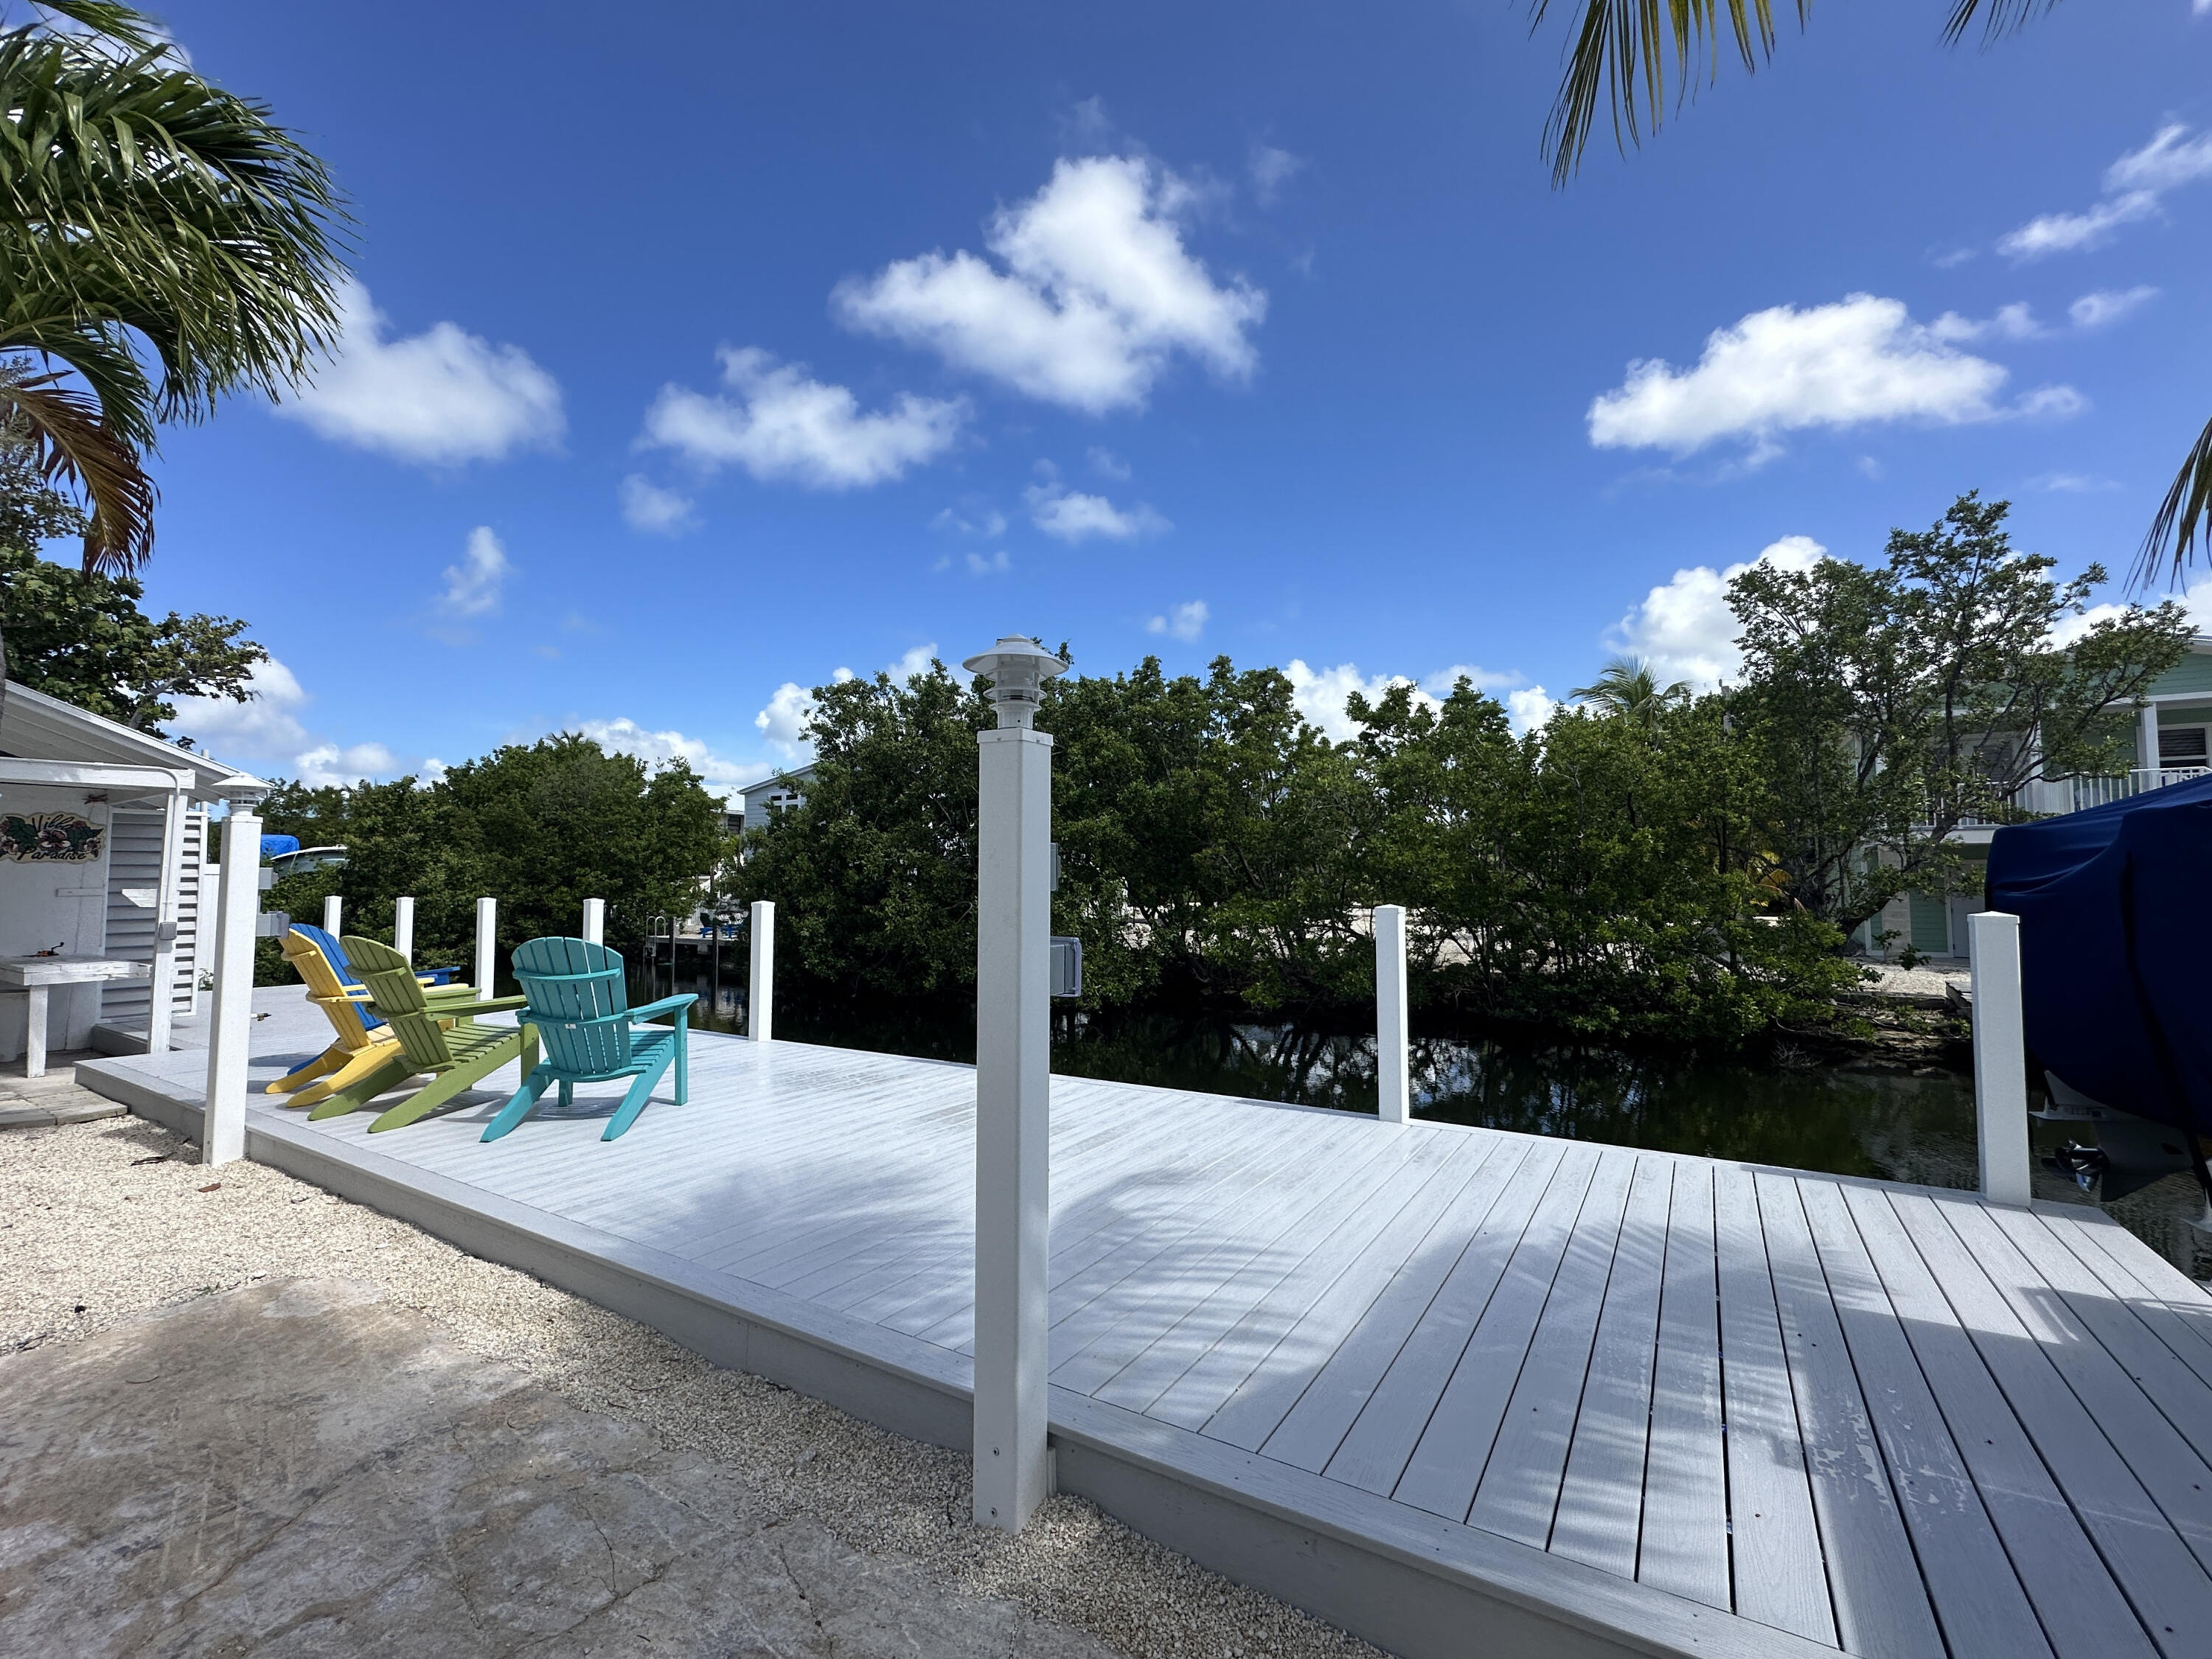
top-left (307, 936), bottom-right (538, 1133)
top-left (482, 936), bottom-right (693, 1143)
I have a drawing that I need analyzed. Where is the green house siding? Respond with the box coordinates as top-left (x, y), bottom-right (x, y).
top-left (1908, 891), bottom-right (1951, 953)
top-left (2146, 649), bottom-right (2212, 700)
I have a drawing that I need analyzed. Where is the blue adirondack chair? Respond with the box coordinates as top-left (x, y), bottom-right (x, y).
top-left (291, 922), bottom-right (465, 994)
top-left (485, 937), bottom-right (695, 1142)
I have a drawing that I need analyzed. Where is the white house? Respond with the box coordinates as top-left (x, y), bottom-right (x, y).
top-left (737, 764), bottom-right (817, 832)
top-left (0, 682), bottom-right (265, 1060)
top-left (1868, 634), bottom-right (2212, 960)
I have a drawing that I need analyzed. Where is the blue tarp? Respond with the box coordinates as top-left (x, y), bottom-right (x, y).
top-left (260, 833), bottom-right (302, 858)
top-left (1987, 771), bottom-right (2212, 1136)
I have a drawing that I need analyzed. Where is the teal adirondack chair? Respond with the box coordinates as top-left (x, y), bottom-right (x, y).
top-left (484, 937), bottom-right (695, 1143)
top-left (307, 936), bottom-right (538, 1133)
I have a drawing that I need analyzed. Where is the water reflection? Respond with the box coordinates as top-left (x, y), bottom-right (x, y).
top-left (635, 965), bottom-right (2211, 1278)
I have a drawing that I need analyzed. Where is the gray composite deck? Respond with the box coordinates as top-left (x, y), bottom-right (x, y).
top-left (76, 988), bottom-right (2212, 1659)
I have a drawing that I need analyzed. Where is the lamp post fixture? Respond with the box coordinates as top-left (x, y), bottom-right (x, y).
top-left (961, 634), bottom-right (1067, 1532)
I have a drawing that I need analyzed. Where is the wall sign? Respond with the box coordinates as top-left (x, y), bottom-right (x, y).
top-left (0, 812), bottom-right (105, 863)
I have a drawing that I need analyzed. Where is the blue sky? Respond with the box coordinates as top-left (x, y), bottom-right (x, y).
top-left (136, 0), bottom-right (2212, 796)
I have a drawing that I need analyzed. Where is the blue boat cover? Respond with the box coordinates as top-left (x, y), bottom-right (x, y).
top-left (1986, 771), bottom-right (2212, 1134)
top-left (260, 833), bottom-right (302, 858)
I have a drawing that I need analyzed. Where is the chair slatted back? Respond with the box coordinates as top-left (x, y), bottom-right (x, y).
top-left (291, 922), bottom-right (364, 985)
top-left (341, 935), bottom-right (457, 1072)
top-left (512, 936), bottom-right (633, 1075)
top-left (280, 928), bottom-right (378, 1047)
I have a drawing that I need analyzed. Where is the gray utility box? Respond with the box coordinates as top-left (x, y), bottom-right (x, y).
top-left (1049, 936), bottom-right (1082, 998)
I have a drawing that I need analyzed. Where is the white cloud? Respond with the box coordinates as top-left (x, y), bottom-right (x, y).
top-left (967, 549), bottom-right (1011, 575)
top-left (619, 473), bottom-right (697, 534)
top-left (2000, 123), bottom-right (2212, 260)
top-left (171, 658), bottom-right (409, 785)
top-left (1248, 144), bottom-right (1304, 204)
top-left (575, 717), bottom-right (752, 788)
top-left (833, 155), bottom-right (1267, 414)
top-left (933, 502), bottom-right (1008, 537)
top-left (1283, 658), bottom-right (1548, 739)
top-left (437, 526), bottom-right (510, 619)
top-left (2016, 383), bottom-right (2088, 418)
top-left (2050, 575), bottom-right (2212, 647)
top-left (1928, 301), bottom-right (2042, 341)
top-left (1088, 446), bottom-right (1131, 479)
top-left (293, 742), bottom-right (400, 789)
top-left (1026, 480), bottom-right (1169, 541)
top-left (2030, 471), bottom-right (2120, 493)
top-left (642, 347), bottom-right (967, 489)
top-left (754, 682), bottom-right (815, 762)
top-left (1147, 599), bottom-right (1208, 642)
top-left (1609, 535), bottom-right (1826, 689)
top-left (1506, 689), bottom-right (1557, 735)
top-left (1587, 296), bottom-right (2066, 460)
top-left (751, 645), bottom-right (941, 764)
top-left (277, 278), bottom-right (564, 465)
top-left (2070, 285), bottom-right (2160, 329)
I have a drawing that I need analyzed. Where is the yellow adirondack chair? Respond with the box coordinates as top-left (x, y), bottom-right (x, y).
top-left (265, 928), bottom-right (403, 1108)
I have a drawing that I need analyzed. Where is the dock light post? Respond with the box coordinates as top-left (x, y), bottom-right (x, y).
top-left (1970, 911), bottom-right (2034, 1206)
top-left (748, 900), bottom-right (775, 1041)
top-left (964, 633), bottom-right (1066, 1533)
top-left (322, 895), bottom-right (342, 936)
top-left (394, 896), bottom-right (414, 963)
top-left (475, 897), bottom-right (498, 997)
top-left (202, 793), bottom-right (265, 1166)
top-left (582, 897), bottom-right (605, 946)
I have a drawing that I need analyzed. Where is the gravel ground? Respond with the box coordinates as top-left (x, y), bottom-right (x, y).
top-left (1, 1102), bottom-right (1380, 1659)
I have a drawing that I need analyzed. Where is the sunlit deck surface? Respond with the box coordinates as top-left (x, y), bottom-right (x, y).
top-left (80, 989), bottom-right (2212, 1659)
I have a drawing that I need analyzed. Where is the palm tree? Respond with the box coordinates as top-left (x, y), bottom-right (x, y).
top-left (0, 1), bottom-right (346, 710)
top-left (1526, 0), bottom-right (2208, 585)
top-left (1570, 655), bottom-right (1689, 728)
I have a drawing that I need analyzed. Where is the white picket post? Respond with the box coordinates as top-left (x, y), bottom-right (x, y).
top-left (1970, 911), bottom-right (2033, 1206)
top-left (748, 900), bottom-right (775, 1042)
top-left (200, 801), bottom-right (262, 1166)
top-left (475, 897), bottom-right (497, 995)
top-left (582, 897), bottom-right (605, 945)
top-left (1375, 904), bottom-right (1410, 1125)
top-left (394, 896), bottom-right (414, 963)
top-left (322, 894), bottom-right (342, 936)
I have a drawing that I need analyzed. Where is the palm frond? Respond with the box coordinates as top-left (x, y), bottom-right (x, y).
top-left (2135, 413), bottom-right (2212, 595)
top-left (1530, 0), bottom-right (1802, 187)
top-left (0, 364), bottom-right (153, 573)
top-left (1940, 0), bottom-right (2062, 47)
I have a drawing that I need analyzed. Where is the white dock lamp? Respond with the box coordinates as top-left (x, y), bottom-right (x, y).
top-left (961, 634), bottom-right (1066, 1532)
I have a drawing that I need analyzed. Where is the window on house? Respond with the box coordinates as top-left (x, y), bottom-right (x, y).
top-left (2159, 726), bottom-right (2210, 766)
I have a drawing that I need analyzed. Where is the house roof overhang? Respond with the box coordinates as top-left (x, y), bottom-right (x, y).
top-left (0, 683), bottom-right (266, 802)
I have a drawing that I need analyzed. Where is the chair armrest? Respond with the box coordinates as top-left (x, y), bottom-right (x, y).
top-left (437, 995), bottom-right (528, 1018)
top-left (628, 994), bottom-right (698, 1022)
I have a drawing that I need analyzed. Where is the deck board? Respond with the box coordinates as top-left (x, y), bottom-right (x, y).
top-left (71, 988), bottom-right (2212, 1659)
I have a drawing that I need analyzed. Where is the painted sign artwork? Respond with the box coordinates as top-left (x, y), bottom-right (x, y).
top-left (0, 812), bottom-right (105, 863)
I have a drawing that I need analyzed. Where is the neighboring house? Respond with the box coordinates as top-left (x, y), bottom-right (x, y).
top-left (0, 682), bottom-right (265, 1057)
top-left (737, 764), bottom-right (817, 832)
top-left (1867, 635), bottom-right (2212, 960)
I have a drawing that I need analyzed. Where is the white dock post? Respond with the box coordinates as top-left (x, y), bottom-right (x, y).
top-left (582, 897), bottom-right (605, 945)
top-left (1970, 910), bottom-right (2033, 1206)
top-left (748, 900), bottom-right (775, 1042)
top-left (394, 896), bottom-right (414, 962)
top-left (201, 798), bottom-right (263, 1166)
top-left (475, 897), bottom-right (497, 995)
top-left (322, 894), bottom-right (342, 936)
top-left (963, 636), bottom-right (1065, 1534)
top-left (1375, 903), bottom-right (1410, 1124)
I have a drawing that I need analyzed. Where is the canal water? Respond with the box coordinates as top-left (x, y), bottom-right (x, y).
top-left (637, 959), bottom-right (2212, 1279)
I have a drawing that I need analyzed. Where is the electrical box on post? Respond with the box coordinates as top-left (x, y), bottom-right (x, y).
top-left (1049, 936), bottom-right (1082, 998)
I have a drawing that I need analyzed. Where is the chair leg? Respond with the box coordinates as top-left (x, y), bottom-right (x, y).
top-left (672, 1012), bottom-right (688, 1105)
top-left (288, 1043), bottom-right (400, 1109)
top-left (558, 1078), bottom-right (574, 1108)
top-left (265, 1047), bottom-right (342, 1094)
top-left (369, 1035), bottom-right (527, 1133)
top-left (307, 1054), bottom-right (414, 1120)
top-left (481, 1063), bottom-right (556, 1143)
top-left (603, 1052), bottom-right (673, 1141)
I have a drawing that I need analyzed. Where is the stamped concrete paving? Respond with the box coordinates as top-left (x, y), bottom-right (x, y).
top-left (0, 1278), bottom-right (1116, 1658)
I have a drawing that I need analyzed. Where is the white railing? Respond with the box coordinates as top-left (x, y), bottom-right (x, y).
top-left (2069, 766), bottom-right (2212, 813)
